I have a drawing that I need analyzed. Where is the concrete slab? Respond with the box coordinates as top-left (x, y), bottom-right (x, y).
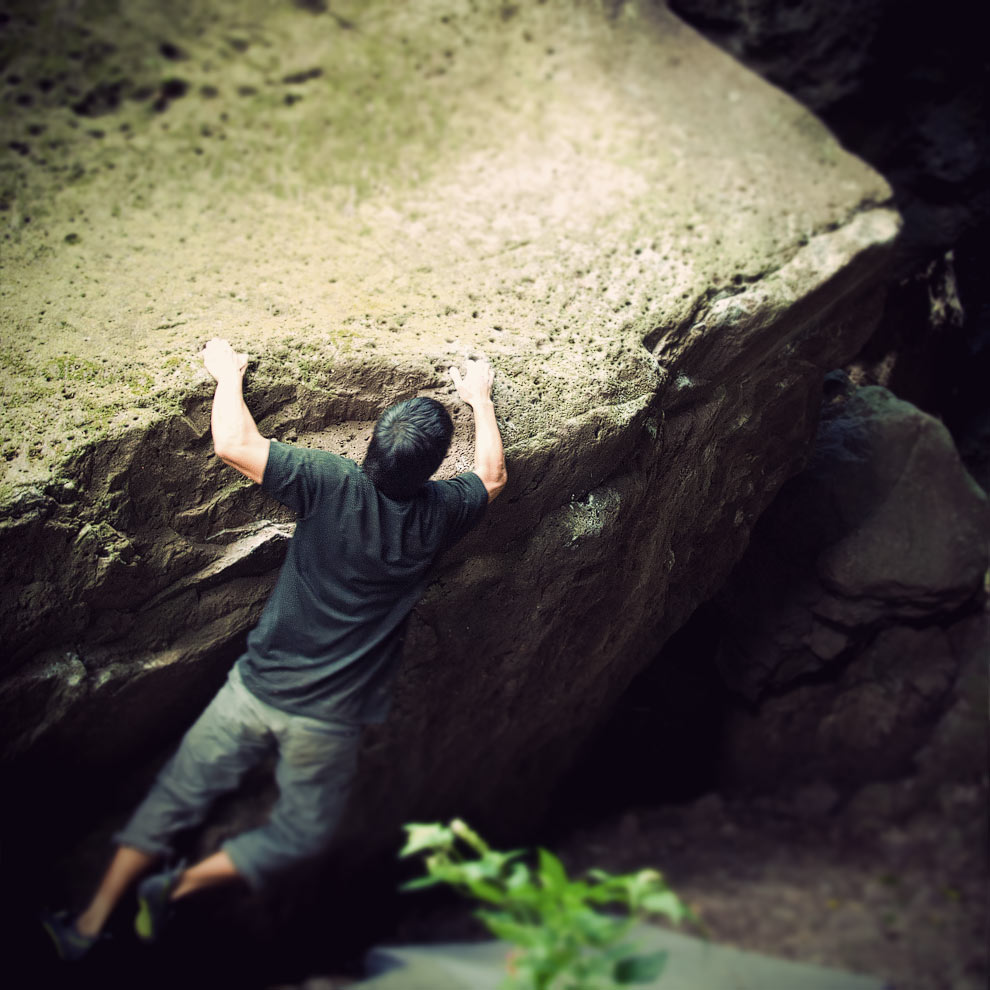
top-left (362, 925), bottom-right (888, 989)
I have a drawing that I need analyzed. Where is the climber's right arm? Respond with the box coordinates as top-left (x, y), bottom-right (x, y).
top-left (203, 338), bottom-right (270, 485)
top-left (450, 359), bottom-right (507, 502)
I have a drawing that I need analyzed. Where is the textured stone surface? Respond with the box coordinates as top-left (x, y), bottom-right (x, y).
top-left (841, 610), bottom-right (989, 829)
top-left (1, 0), bottom-right (897, 861)
top-left (714, 381), bottom-right (988, 791)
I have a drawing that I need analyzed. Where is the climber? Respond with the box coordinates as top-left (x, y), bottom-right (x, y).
top-left (41, 338), bottom-right (507, 960)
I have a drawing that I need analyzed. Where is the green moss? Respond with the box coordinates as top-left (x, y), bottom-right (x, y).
top-left (45, 355), bottom-right (106, 383)
top-left (0, 0), bottom-right (468, 226)
top-left (0, 0), bottom-right (892, 493)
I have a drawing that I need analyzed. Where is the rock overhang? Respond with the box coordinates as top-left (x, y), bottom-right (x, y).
top-left (0, 0), bottom-right (896, 497)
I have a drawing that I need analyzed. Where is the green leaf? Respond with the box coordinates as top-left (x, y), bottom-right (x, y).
top-left (584, 883), bottom-right (624, 906)
top-left (451, 818), bottom-right (490, 854)
top-left (587, 868), bottom-right (617, 883)
top-left (461, 877), bottom-right (508, 905)
top-left (460, 858), bottom-right (500, 883)
top-left (505, 862), bottom-right (533, 892)
top-left (400, 822), bottom-right (455, 857)
top-left (476, 910), bottom-right (543, 948)
top-left (569, 908), bottom-right (627, 945)
top-left (613, 950), bottom-right (668, 984)
top-left (486, 849), bottom-right (528, 877)
top-left (425, 856), bottom-right (459, 883)
top-left (585, 868), bottom-right (628, 904)
top-left (641, 890), bottom-right (689, 923)
top-left (538, 848), bottom-right (569, 892)
top-left (398, 821), bottom-right (692, 989)
top-left (399, 874), bottom-right (443, 892)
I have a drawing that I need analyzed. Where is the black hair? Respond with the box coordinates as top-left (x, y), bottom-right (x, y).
top-left (362, 396), bottom-right (454, 499)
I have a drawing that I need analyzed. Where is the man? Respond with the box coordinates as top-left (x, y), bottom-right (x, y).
top-left (43, 338), bottom-right (507, 959)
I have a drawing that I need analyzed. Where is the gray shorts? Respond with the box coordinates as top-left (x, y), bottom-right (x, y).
top-left (114, 664), bottom-right (361, 891)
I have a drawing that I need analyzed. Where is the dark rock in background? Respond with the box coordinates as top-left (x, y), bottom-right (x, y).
top-left (668, 0), bottom-right (990, 488)
top-left (639, 1), bottom-right (989, 836)
top-left (715, 379), bottom-right (987, 798)
top-left (666, 0), bottom-right (886, 112)
top-left (668, 0), bottom-right (989, 264)
top-left (848, 232), bottom-right (990, 492)
top-left (557, 381), bottom-right (987, 821)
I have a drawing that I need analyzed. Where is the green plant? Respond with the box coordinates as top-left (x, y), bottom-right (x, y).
top-left (400, 819), bottom-right (696, 990)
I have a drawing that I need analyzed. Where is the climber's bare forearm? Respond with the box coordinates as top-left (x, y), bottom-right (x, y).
top-left (449, 359), bottom-right (507, 501)
top-left (203, 338), bottom-right (270, 484)
top-left (470, 398), bottom-right (507, 501)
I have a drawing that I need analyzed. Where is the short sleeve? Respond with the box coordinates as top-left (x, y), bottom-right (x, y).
top-left (262, 440), bottom-right (348, 518)
top-left (432, 471), bottom-right (489, 549)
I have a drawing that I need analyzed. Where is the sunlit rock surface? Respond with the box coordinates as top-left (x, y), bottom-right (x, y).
top-left (1, 0), bottom-right (897, 857)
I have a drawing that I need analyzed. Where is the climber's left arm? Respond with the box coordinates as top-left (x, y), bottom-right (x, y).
top-left (202, 338), bottom-right (270, 485)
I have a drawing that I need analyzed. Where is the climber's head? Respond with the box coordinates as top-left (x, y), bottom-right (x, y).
top-left (362, 397), bottom-right (453, 499)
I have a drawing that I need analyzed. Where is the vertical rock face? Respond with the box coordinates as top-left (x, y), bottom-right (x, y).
top-left (1, 0), bottom-right (899, 858)
top-left (714, 380), bottom-right (988, 797)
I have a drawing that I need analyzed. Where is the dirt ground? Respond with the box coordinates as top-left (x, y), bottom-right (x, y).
top-left (12, 778), bottom-right (986, 990)
top-left (385, 791), bottom-right (988, 990)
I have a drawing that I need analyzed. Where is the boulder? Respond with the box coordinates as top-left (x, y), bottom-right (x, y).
top-left (841, 611), bottom-right (989, 833)
top-left (0, 0), bottom-right (898, 865)
top-left (714, 380), bottom-right (988, 791)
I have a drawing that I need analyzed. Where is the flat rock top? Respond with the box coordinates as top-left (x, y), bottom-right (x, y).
top-left (0, 0), bottom-right (890, 490)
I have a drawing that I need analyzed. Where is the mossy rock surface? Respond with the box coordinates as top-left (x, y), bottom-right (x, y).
top-left (1, 0), bottom-right (889, 490)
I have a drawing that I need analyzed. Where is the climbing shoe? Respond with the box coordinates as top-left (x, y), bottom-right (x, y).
top-left (134, 861), bottom-right (185, 943)
top-left (40, 910), bottom-right (101, 961)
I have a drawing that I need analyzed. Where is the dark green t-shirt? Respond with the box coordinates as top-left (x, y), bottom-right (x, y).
top-left (237, 440), bottom-right (488, 724)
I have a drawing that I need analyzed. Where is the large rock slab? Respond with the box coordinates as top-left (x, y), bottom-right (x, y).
top-left (1, 0), bottom-right (897, 857)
